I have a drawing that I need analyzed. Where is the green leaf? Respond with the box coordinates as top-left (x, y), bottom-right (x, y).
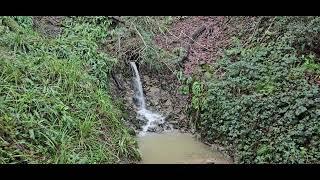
top-left (29, 129), bottom-right (35, 140)
top-left (295, 106), bottom-right (307, 116)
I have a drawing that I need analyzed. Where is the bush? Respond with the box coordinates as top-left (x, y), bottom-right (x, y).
top-left (189, 17), bottom-right (320, 163)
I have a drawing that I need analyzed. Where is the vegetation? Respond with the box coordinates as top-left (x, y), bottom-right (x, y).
top-left (184, 16), bottom-right (320, 163)
top-left (2, 16), bottom-right (320, 164)
top-left (106, 16), bottom-right (182, 73)
top-left (0, 16), bottom-right (140, 163)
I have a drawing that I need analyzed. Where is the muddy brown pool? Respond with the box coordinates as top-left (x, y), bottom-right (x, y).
top-left (137, 131), bottom-right (232, 164)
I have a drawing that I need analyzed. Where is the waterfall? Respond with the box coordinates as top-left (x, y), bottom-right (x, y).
top-left (130, 62), bottom-right (146, 109)
top-left (130, 62), bottom-right (165, 136)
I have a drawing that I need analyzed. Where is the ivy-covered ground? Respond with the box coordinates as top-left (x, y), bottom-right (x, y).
top-left (174, 16), bottom-right (320, 163)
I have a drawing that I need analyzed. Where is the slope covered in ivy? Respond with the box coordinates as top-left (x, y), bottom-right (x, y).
top-left (185, 17), bottom-right (320, 163)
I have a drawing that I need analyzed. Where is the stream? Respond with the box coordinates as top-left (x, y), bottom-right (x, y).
top-left (138, 131), bottom-right (232, 164)
top-left (130, 62), bottom-right (231, 164)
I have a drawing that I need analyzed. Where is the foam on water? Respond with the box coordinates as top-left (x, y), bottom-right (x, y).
top-left (130, 62), bottom-right (165, 136)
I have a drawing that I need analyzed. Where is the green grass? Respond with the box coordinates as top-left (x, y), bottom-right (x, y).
top-left (0, 16), bottom-right (140, 164)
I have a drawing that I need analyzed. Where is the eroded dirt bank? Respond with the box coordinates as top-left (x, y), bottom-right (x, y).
top-left (108, 16), bottom-right (258, 163)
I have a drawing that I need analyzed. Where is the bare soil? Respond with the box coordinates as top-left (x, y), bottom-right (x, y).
top-left (154, 16), bottom-right (258, 75)
top-left (32, 16), bottom-right (65, 37)
top-left (109, 16), bottom-right (259, 134)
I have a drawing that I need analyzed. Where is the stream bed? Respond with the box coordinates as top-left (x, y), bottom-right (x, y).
top-left (129, 61), bottom-right (231, 164)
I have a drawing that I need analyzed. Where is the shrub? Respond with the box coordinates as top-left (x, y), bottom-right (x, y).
top-left (189, 17), bottom-right (320, 163)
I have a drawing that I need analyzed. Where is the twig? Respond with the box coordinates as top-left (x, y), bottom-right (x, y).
top-left (183, 30), bottom-right (209, 50)
top-left (131, 22), bottom-right (175, 76)
top-left (191, 25), bottom-right (206, 43)
top-left (132, 23), bottom-right (147, 48)
top-left (258, 17), bottom-right (276, 43)
top-left (118, 33), bottom-right (121, 59)
top-left (179, 25), bottom-right (209, 66)
top-left (111, 71), bottom-right (124, 91)
top-left (244, 16), bottom-right (263, 47)
top-left (157, 24), bottom-right (172, 49)
top-left (158, 22), bottom-right (207, 50)
top-left (163, 26), bottom-right (212, 52)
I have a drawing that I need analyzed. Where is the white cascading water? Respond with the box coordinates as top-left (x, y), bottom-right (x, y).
top-left (130, 61), bottom-right (146, 109)
top-left (130, 62), bottom-right (165, 136)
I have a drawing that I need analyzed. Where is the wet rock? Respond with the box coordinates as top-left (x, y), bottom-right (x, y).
top-left (172, 124), bottom-right (179, 129)
top-left (143, 75), bottom-right (150, 83)
top-left (178, 114), bottom-right (186, 121)
top-left (155, 105), bottom-right (162, 111)
top-left (148, 86), bottom-right (161, 105)
top-left (169, 120), bottom-right (179, 129)
top-left (163, 100), bottom-right (173, 114)
top-left (164, 114), bottom-right (174, 122)
top-left (147, 127), bottom-right (155, 132)
top-left (136, 114), bottom-right (148, 123)
top-left (109, 61), bottom-right (190, 136)
top-left (130, 119), bottom-right (140, 130)
top-left (191, 128), bottom-right (196, 134)
top-left (128, 114), bottom-right (146, 130)
top-left (168, 123), bottom-right (175, 130)
top-left (148, 126), bottom-right (163, 133)
top-left (158, 123), bottom-right (166, 129)
top-left (164, 124), bottom-right (172, 130)
top-left (180, 128), bottom-right (187, 133)
top-left (170, 120), bottom-right (178, 124)
top-left (132, 96), bottom-right (140, 106)
top-left (138, 120), bottom-right (147, 127)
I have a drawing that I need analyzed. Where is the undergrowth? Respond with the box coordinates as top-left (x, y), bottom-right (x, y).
top-left (0, 16), bottom-right (140, 164)
top-left (108, 16), bottom-right (183, 74)
top-left (183, 16), bottom-right (320, 163)
top-left (4, 16), bottom-right (319, 164)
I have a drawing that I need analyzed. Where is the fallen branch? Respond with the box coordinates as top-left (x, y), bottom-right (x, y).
top-left (180, 25), bottom-right (207, 65)
top-left (111, 71), bottom-right (124, 91)
top-left (132, 23), bottom-right (147, 47)
top-left (162, 25), bottom-right (211, 52)
top-left (191, 25), bottom-right (206, 43)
